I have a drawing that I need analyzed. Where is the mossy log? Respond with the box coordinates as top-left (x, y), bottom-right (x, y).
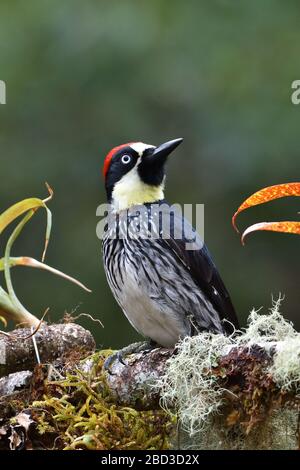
top-left (0, 323), bottom-right (95, 378)
top-left (0, 320), bottom-right (300, 450)
top-left (0, 330), bottom-right (175, 450)
top-left (0, 346), bottom-right (172, 408)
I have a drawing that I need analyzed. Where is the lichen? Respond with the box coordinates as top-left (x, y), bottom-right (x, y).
top-left (158, 332), bottom-right (233, 436)
top-left (236, 296), bottom-right (297, 346)
top-left (181, 408), bottom-right (299, 450)
top-left (158, 296), bottom-right (300, 449)
top-left (270, 336), bottom-right (300, 392)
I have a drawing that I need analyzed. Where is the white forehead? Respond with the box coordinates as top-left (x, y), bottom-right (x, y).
top-left (130, 142), bottom-right (155, 156)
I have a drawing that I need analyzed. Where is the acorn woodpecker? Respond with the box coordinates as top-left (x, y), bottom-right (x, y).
top-left (102, 138), bottom-right (239, 367)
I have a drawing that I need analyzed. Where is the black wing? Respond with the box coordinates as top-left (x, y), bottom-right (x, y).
top-left (157, 202), bottom-right (239, 334)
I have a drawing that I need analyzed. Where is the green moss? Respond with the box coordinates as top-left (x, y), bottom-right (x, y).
top-left (29, 350), bottom-right (176, 450)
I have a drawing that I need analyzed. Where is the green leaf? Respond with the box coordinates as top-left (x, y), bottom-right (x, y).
top-left (0, 256), bottom-right (91, 292)
top-left (0, 184), bottom-right (53, 261)
top-left (0, 185), bottom-right (90, 328)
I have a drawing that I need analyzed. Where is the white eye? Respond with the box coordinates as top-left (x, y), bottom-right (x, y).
top-left (121, 154), bottom-right (131, 164)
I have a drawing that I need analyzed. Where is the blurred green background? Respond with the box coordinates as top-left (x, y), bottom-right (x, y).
top-left (0, 0), bottom-right (299, 347)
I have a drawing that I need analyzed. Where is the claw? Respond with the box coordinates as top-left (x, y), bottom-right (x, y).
top-left (103, 353), bottom-right (118, 375)
top-left (103, 340), bottom-right (158, 375)
top-left (117, 349), bottom-right (127, 366)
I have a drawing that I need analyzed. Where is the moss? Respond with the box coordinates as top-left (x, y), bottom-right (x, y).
top-left (27, 350), bottom-right (175, 450)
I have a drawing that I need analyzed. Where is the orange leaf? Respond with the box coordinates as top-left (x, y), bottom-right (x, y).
top-left (241, 221), bottom-right (300, 245)
top-left (232, 182), bottom-right (300, 232)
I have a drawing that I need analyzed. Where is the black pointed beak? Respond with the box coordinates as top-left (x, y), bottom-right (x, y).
top-left (151, 138), bottom-right (183, 160)
top-left (138, 138), bottom-right (183, 186)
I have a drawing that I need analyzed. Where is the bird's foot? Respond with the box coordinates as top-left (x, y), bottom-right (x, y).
top-left (104, 340), bottom-right (157, 375)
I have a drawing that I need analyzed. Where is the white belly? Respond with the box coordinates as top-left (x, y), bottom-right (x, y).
top-left (117, 267), bottom-right (187, 348)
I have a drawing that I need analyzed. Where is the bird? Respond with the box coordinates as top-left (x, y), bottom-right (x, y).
top-left (101, 138), bottom-right (239, 369)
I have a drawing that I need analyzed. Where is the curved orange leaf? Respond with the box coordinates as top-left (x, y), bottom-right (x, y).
top-left (232, 182), bottom-right (300, 232)
top-left (241, 221), bottom-right (300, 245)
